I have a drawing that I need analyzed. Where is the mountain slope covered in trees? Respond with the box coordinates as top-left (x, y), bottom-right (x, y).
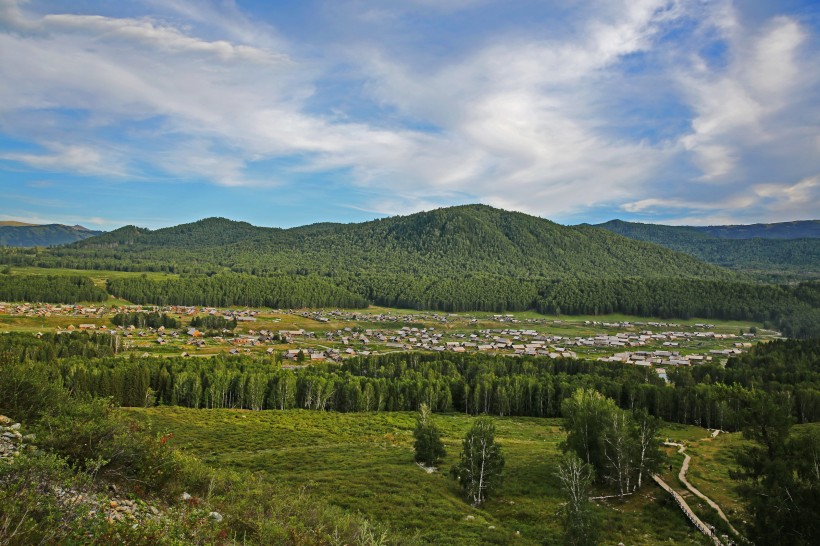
top-left (0, 223), bottom-right (103, 247)
top-left (10, 206), bottom-right (733, 279)
top-left (2, 206), bottom-right (819, 335)
top-left (595, 219), bottom-right (820, 281)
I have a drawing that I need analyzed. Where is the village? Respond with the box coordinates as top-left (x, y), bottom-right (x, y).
top-left (0, 302), bottom-right (770, 375)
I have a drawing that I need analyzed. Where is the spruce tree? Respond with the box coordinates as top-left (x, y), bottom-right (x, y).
top-left (413, 403), bottom-right (445, 467)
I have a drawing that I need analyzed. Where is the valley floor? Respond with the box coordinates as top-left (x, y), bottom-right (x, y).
top-left (127, 408), bottom-right (725, 545)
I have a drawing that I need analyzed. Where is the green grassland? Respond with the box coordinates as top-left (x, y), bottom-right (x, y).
top-left (127, 407), bottom-right (715, 545)
top-left (8, 266), bottom-right (178, 283)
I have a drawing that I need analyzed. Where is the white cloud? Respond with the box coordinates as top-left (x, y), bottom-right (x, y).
top-left (678, 12), bottom-right (812, 181)
top-left (0, 0), bottom-right (817, 224)
top-left (1, 143), bottom-right (126, 176)
top-left (42, 14), bottom-right (286, 63)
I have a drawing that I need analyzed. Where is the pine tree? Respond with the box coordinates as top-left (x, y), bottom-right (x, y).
top-left (413, 403), bottom-right (445, 467)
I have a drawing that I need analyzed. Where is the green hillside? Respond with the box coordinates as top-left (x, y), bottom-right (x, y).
top-left (697, 220), bottom-right (820, 239)
top-left (0, 223), bottom-right (103, 247)
top-left (52, 205), bottom-right (734, 280)
top-left (2, 206), bottom-right (819, 335)
top-left (595, 219), bottom-right (820, 281)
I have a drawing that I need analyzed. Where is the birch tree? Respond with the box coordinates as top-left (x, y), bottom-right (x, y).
top-left (557, 453), bottom-right (598, 546)
top-left (453, 417), bottom-right (504, 506)
top-left (631, 408), bottom-right (661, 489)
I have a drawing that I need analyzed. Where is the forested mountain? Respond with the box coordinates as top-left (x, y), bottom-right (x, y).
top-left (12, 206), bottom-right (732, 280)
top-left (597, 219), bottom-right (820, 240)
top-left (0, 223), bottom-right (103, 247)
top-left (595, 219), bottom-right (820, 281)
top-left (2, 206), bottom-right (819, 335)
top-left (697, 220), bottom-right (820, 239)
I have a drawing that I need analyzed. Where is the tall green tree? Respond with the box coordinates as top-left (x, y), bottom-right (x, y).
top-left (732, 395), bottom-right (820, 545)
top-left (413, 403), bottom-right (446, 467)
top-left (452, 417), bottom-right (505, 506)
top-left (561, 389), bottom-right (618, 471)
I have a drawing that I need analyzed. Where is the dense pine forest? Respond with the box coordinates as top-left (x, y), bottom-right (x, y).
top-left (3, 333), bottom-right (817, 430)
top-left (596, 219), bottom-right (820, 281)
top-left (0, 274), bottom-right (108, 303)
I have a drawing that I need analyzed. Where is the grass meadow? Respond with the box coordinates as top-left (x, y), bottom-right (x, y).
top-left (127, 407), bottom-right (716, 545)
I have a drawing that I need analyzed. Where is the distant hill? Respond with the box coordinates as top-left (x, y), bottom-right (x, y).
top-left (696, 220), bottom-right (820, 239)
top-left (594, 219), bottom-right (820, 281)
top-left (0, 223), bottom-right (103, 247)
top-left (0, 220), bottom-right (37, 227)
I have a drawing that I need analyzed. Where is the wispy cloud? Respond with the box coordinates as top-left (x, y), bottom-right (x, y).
top-left (1, 143), bottom-right (127, 177)
top-left (0, 0), bottom-right (817, 225)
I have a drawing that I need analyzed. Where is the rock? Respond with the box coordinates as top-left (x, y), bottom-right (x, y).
top-left (149, 506), bottom-right (160, 515)
top-left (465, 515), bottom-right (475, 521)
top-left (209, 511), bottom-right (223, 522)
top-left (9, 423), bottom-right (20, 431)
top-left (23, 434), bottom-right (35, 441)
top-left (181, 492), bottom-right (192, 501)
top-left (0, 416), bottom-right (11, 425)
top-left (110, 500), bottom-right (119, 508)
top-left (488, 525), bottom-right (496, 530)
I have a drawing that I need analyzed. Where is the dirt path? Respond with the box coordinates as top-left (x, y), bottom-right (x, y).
top-left (656, 433), bottom-right (743, 545)
top-left (676, 440), bottom-right (741, 537)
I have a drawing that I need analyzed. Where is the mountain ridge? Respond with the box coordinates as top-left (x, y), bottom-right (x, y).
top-left (0, 223), bottom-right (103, 247)
top-left (595, 219), bottom-right (820, 281)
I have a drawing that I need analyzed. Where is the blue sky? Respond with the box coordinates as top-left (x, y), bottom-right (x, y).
top-left (0, 0), bottom-right (818, 230)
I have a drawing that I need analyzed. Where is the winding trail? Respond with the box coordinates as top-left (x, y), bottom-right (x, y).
top-left (674, 434), bottom-right (741, 537)
top-left (653, 431), bottom-right (743, 545)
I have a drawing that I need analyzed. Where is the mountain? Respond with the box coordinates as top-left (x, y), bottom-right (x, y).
top-left (696, 220), bottom-right (820, 239)
top-left (0, 223), bottom-right (103, 247)
top-left (69, 205), bottom-right (732, 280)
top-left (4, 205), bottom-right (819, 334)
top-left (595, 219), bottom-right (820, 281)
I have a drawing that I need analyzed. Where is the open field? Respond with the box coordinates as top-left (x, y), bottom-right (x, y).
top-left (6, 266), bottom-right (178, 287)
top-left (127, 407), bottom-right (716, 545)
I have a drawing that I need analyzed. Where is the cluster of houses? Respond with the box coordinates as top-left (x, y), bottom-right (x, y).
top-left (1, 302), bottom-right (108, 318)
top-left (2, 302), bottom-right (761, 367)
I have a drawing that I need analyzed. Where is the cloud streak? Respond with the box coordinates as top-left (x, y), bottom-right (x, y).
top-left (0, 0), bottom-right (817, 225)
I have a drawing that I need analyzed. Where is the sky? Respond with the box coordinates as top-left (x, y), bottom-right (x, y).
top-left (0, 0), bottom-right (818, 230)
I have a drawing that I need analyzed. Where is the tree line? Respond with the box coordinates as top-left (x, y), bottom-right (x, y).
top-left (2, 333), bottom-right (816, 428)
top-left (111, 312), bottom-right (179, 329)
top-left (0, 274), bottom-right (107, 303)
top-left (106, 274), bottom-right (369, 309)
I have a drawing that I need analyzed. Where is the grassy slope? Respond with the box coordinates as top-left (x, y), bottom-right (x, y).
top-left (128, 407), bottom-right (713, 545)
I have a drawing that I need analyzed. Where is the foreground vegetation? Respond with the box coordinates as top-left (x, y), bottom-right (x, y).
top-left (5, 333), bottom-right (814, 429)
top-left (0, 331), bottom-right (817, 544)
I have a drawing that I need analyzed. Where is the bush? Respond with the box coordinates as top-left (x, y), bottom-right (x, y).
top-left (0, 452), bottom-right (90, 545)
